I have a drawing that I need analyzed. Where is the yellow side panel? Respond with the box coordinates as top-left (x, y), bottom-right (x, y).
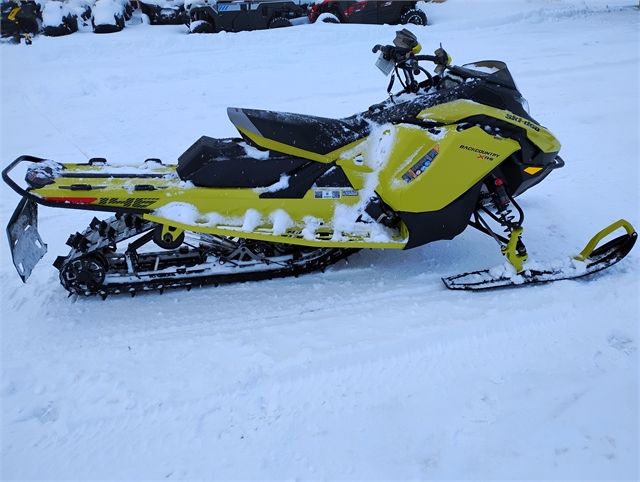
top-left (418, 99), bottom-right (561, 154)
top-left (338, 124), bottom-right (520, 213)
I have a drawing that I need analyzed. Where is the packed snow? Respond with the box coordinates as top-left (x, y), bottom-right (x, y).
top-left (1, 0), bottom-right (639, 479)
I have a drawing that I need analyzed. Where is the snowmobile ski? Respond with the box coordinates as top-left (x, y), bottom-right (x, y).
top-left (443, 220), bottom-right (637, 290)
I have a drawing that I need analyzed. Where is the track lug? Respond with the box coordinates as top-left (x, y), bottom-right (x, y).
top-left (66, 233), bottom-right (89, 251)
top-left (53, 256), bottom-right (66, 270)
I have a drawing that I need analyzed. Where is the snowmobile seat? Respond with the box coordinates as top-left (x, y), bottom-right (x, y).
top-left (227, 107), bottom-right (366, 156)
top-left (177, 136), bottom-right (309, 188)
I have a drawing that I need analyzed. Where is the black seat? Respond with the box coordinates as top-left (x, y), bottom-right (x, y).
top-left (177, 136), bottom-right (309, 188)
top-left (227, 108), bottom-right (366, 155)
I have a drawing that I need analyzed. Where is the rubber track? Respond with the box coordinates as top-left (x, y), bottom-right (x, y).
top-left (57, 214), bottom-right (358, 298)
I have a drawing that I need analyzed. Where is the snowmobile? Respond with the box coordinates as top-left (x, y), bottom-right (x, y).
top-left (138, 0), bottom-right (185, 25)
top-left (42, 0), bottom-right (92, 36)
top-left (1, 0), bottom-right (42, 44)
top-left (3, 30), bottom-right (636, 297)
top-left (91, 0), bottom-right (132, 33)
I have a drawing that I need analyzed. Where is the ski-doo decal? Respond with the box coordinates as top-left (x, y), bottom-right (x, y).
top-left (418, 100), bottom-right (561, 154)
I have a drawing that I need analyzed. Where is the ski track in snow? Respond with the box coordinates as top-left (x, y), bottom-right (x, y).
top-left (1, 0), bottom-right (639, 479)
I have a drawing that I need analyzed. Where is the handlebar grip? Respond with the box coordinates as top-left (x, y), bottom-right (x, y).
top-left (413, 55), bottom-right (437, 62)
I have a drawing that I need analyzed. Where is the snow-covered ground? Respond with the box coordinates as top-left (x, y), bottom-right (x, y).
top-left (1, 0), bottom-right (639, 479)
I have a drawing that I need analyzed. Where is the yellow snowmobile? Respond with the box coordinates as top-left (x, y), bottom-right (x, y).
top-left (3, 30), bottom-right (636, 297)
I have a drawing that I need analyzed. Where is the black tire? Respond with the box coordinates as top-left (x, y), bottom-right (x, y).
top-left (400, 9), bottom-right (427, 26)
top-left (318, 12), bottom-right (340, 23)
top-left (190, 19), bottom-right (215, 33)
top-left (268, 16), bottom-right (291, 29)
top-left (43, 14), bottom-right (77, 36)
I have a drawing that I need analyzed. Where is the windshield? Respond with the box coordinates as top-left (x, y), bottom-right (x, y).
top-left (451, 61), bottom-right (519, 91)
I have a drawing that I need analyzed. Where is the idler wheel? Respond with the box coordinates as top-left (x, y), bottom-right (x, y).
top-left (153, 225), bottom-right (185, 250)
top-left (60, 255), bottom-right (107, 293)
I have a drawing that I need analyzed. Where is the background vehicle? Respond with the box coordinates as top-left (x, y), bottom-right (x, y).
top-left (138, 0), bottom-right (186, 25)
top-left (42, 0), bottom-right (92, 36)
top-left (187, 0), bottom-right (305, 34)
top-left (308, 1), bottom-right (427, 26)
top-left (91, 0), bottom-right (132, 33)
top-left (1, 0), bottom-right (41, 43)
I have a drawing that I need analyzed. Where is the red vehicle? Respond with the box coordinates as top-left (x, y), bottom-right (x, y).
top-left (308, 1), bottom-right (427, 26)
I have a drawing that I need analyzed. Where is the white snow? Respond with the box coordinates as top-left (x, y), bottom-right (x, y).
top-left (42, 1), bottom-right (66, 27)
top-left (270, 209), bottom-right (294, 235)
top-left (259, 173), bottom-right (290, 192)
top-left (240, 141), bottom-right (270, 160)
top-left (240, 208), bottom-right (263, 232)
top-left (1, 0), bottom-right (639, 479)
top-left (92, 0), bottom-right (125, 25)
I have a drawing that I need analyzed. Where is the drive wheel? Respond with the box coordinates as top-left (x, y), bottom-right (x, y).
top-left (400, 9), bottom-right (427, 26)
top-left (268, 16), bottom-right (291, 28)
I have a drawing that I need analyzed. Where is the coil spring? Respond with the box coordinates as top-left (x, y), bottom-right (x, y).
top-left (491, 178), bottom-right (519, 236)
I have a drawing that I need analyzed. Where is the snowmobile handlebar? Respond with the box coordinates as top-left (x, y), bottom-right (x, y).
top-left (373, 43), bottom-right (451, 95)
top-left (372, 45), bottom-right (449, 69)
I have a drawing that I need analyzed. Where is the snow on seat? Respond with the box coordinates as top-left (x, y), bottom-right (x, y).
top-left (227, 107), bottom-right (366, 156)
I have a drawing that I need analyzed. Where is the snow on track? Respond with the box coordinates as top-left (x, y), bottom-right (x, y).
top-left (1, 0), bottom-right (638, 479)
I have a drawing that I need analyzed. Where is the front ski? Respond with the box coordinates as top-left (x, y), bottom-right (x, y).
top-left (443, 219), bottom-right (637, 291)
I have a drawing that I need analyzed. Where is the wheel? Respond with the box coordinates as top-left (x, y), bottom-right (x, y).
top-left (60, 255), bottom-right (107, 294)
top-left (316, 12), bottom-right (340, 24)
top-left (153, 225), bottom-right (185, 250)
top-left (400, 8), bottom-right (427, 26)
top-left (268, 16), bottom-right (291, 29)
top-left (190, 19), bottom-right (215, 33)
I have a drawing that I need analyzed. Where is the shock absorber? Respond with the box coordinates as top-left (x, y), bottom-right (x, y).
top-left (491, 177), bottom-right (528, 270)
